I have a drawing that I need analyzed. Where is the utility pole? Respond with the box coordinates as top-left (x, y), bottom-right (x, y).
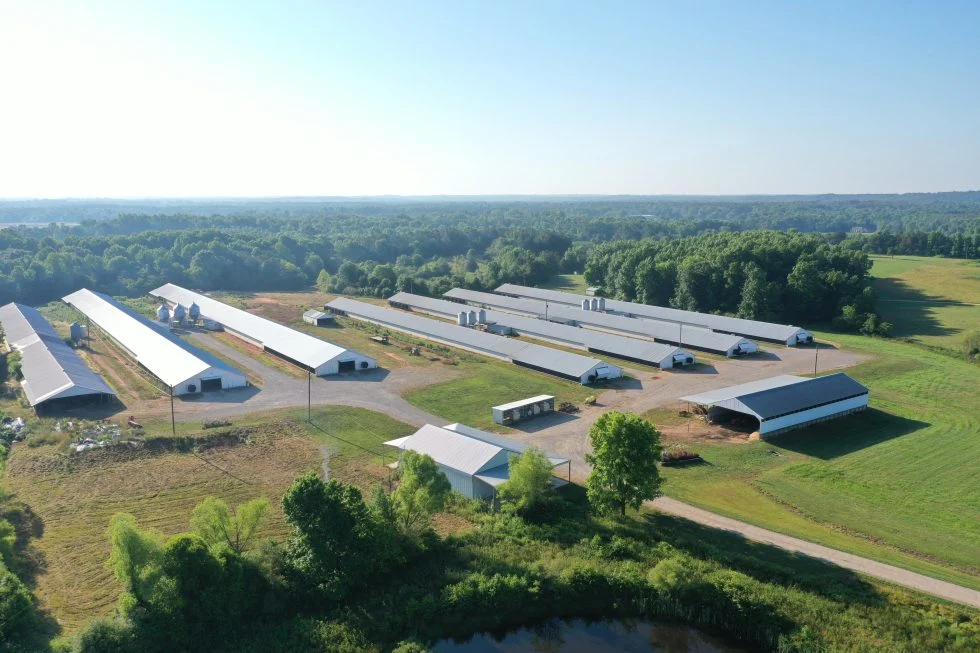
top-left (170, 386), bottom-right (176, 437)
top-left (813, 340), bottom-right (819, 377)
top-left (679, 322), bottom-right (684, 346)
top-left (307, 370), bottom-right (312, 423)
top-left (545, 302), bottom-right (549, 322)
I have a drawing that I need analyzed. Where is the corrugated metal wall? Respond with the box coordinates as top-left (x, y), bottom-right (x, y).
top-left (760, 395), bottom-right (869, 434)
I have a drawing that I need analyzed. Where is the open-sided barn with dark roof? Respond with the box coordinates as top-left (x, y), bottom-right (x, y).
top-left (680, 373), bottom-right (869, 437)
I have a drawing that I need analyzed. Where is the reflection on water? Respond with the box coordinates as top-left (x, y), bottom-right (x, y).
top-left (433, 619), bottom-right (746, 653)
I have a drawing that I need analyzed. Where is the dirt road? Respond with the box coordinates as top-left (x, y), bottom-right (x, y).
top-left (651, 497), bottom-right (980, 609)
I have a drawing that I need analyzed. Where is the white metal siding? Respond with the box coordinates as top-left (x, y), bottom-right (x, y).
top-left (760, 395), bottom-right (869, 434)
top-left (438, 464), bottom-right (476, 498)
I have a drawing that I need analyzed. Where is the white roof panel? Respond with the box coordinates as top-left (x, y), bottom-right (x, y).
top-left (62, 289), bottom-right (244, 388)
top-left (0, 303), bottom-right (116, 406)
top-left (444, 422), bottom-right (569, 466)
top-left (496, 284), bottom-right (807, 343)
top-left (493, 395), bottom-right (554, 412)
top-left (327, 297), bottom-right (616, 378)
top-left (151, 284), bottom-right (362, 370)
top-left (442, 288), bottom-right (749, 356)
top-left (390, 292), bottom-right (688, 366)
top-left (680, 375), bottom-right (808, 405)
top-left (385, 424), bottom-right (503, 475)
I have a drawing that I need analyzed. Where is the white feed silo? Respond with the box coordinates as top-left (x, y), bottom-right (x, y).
top-left (581, 299), bottom-right (590, 311)
top-left (156, 304), bottom-right (171, 322)
top-left (597, 297), bottom-right (606, 311)
top-left (188, 302), bottom-right (201, 322)
top-left (467, 310), bottom-right (477, 325)
top-left (457, 312), bottom-right (467, 326)
top-left (590, 298), bottom-right (599, 310)
top-left (477, 309), bottom-right (487, 324)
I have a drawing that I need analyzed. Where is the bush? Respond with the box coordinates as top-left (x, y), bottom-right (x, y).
top-left (202, 420), bottom-right (232, 430)
top-left (0, 563), bottom-right (35, 641)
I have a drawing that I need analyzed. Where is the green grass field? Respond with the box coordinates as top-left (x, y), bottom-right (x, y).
top-left (870, 254), bottom-right (980, 350)
top-left (661, 332), bottom-right (980, 589)
top-left (404, 357), bottom-right (593, 431)
top-left (539, 273), bottom-right (590, 293)
top-left (1, 405), bottom-right (412, 633)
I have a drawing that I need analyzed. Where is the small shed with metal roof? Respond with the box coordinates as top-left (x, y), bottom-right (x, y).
top-left (384, 422), bottom-right (570, 499)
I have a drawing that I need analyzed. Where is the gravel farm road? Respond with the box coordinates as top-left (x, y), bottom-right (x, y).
top-left (650, 497), bottom-right (980, 609)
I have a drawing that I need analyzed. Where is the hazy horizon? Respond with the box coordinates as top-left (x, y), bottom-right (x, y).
top-left (2, 1), bottom-right (978, 198)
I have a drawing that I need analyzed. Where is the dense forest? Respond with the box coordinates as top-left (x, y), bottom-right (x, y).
top-left (0, 197), bottom-right (977, 330)
top-left (584, 232), bottom-right (886, 332)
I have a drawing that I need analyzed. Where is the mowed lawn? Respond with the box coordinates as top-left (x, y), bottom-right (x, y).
top-left (540, 273), bottom-right (590, 294)
top-left (404, 357), bottom-right (593, 432)
top-left (661, 333), bottom-right (980, 589)
top-left (870, 254), bottom-right (980, 350)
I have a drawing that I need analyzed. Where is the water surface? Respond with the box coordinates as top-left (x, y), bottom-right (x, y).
top-left (433, 619), bottom-right (746, 653)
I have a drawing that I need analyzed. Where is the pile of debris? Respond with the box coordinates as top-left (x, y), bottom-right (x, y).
top-left (1, 416), bottom-right (26, 441)
top-left (59, 419), bottom-right (126, 453)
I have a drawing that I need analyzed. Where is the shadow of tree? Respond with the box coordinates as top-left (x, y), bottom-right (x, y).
top-left (638, 512), bottom-right (883, 606)
top-left (768, 408), bottom-right (929, 460)
top-left (874, 278), bottom-right (965, 338)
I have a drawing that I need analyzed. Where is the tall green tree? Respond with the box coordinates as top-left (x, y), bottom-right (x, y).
top-left (190, 496), bottom-right (269, 554)
top-left (585, 412), bottom-right (663, 516)
top-left (281, 474), bottom-right (378, 600)
top-left (106, 513), bottom-right (164, 607)
top-left (391, 451), bottom-right (451, 535)
top-left (498, 448), bottom-right (555, 516)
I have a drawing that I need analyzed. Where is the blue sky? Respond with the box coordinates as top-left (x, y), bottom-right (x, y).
top-left (1, 0), bottom-right (977, 197)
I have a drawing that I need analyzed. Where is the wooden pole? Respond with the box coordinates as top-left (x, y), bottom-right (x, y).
top-left (307, 371), bottom-right (312, 423)
top-left (814, 340), bottom-right (819, 377)
top-left (170, 386), bottom-right (176, 437)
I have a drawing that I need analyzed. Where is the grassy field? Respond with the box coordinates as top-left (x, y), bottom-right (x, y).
top-left (660, 332), bottom-right (980, 589)
top-left (539, 273), bottom-right (590, 293)
top-left (2, 405), bottom-right (413, 634)
top-left (404, 357), bottom-right (594, 431)
top-left (870, 254), bottom-right (980, 351)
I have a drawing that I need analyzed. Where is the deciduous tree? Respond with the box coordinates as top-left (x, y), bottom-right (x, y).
top-left (585, 412), bottom-right (663, 516)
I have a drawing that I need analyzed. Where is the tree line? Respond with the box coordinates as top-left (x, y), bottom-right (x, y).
top-left (0, 207), bottom-right (975, 322)
top-left (584, 231), bottom-right (891, 333)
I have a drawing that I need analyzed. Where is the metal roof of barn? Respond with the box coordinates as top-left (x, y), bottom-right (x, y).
top-left (151, 284), bottom-right (363, 370)
top-left (390, 291), bottom-right (688, 367)
top-left (442, 288), bottom-right (750, 356)
top-left (62, 289), bottom-right (245, 388)
top-left (326, 297), bottom-right (616, 378)
top-left (495, 284), bottom-right (809, 343)
top-left (680, 373), bottom-right (869, 420)
top-left (0, 303), bottom-right (116, 406)
top-left (444, 422), bottom-right (568, 466)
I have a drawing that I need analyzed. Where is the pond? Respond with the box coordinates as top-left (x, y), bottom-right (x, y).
top-left (433, 618), bottom-right (747, 653)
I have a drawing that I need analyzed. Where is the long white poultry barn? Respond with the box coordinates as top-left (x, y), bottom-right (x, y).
top-left (388, 292), bottom-right (694, 369)
top-left (680, 373), bottom-right (869, 437)
top-left (443, 288), bottom-right (757, 358)
top-left (63, 289), bottom-right (247, 395)
top-left (0, 302), bottom-right (116, 409)
top-left (150, 284), bottom-right (376, 375)
top-left (325, 297), bottom-right (621, 384)
top-left (496, 283), bottom-right (813, 346)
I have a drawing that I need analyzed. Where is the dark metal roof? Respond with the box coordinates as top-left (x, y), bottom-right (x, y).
top-left (739, 373), bottom-right (869, 419)
top-left (682, 373), bottom-right (869, 420)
